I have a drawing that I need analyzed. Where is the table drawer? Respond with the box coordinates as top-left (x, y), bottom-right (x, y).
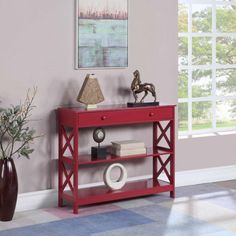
top-left (78, 107), bottom-right (174, 127)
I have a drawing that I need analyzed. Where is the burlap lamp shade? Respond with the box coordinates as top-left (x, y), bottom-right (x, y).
top-left (77, 74), bottom-right (104, 109)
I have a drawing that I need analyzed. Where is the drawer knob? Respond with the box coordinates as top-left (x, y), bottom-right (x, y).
top-left (149, 112), bottom-right (154, 117)
top-left (101, 116), bottom-right (107, 120)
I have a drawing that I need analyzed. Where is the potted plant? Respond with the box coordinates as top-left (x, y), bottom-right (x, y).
top-left (0, 88), bottom-right (38, 221)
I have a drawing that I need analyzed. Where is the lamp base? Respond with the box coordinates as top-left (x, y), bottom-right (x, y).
top-left (86, 104), bottom-right (97, 110)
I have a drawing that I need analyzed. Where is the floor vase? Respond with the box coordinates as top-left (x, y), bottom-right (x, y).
top-left (0, 158), bottom-right (18, 221)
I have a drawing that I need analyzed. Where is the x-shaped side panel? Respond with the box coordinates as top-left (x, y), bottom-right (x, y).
top-left (62, 163), bottom-right (74, 192)
top-left (156, 122), bottom-right (171, 148)
top-left (62, 127), bottom-right (74, 156)
top-left (156, 156), bottom-right (171, 183)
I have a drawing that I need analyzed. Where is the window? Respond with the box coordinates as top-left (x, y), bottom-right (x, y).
top-left (178, 0), bottom-right (236, 135)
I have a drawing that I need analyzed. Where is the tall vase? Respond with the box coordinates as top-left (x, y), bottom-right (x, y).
top-left (0, 158), bottom-right (18, 221)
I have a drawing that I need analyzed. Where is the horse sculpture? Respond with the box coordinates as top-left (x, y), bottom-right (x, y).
top-left (131, 70), bottom-right (157, 103)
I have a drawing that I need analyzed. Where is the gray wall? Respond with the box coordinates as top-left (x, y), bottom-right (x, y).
top-left (1, 0), bottom-right (234, 194)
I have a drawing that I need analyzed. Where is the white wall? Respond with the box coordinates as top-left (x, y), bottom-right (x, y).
top-left (177, 134), bottom-right (236, 171)
top-left (6, 0), bottom-right (235, 194)
top-left (1, 0), bottom-right (235, 195)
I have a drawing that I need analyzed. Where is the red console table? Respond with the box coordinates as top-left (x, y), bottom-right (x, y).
top-left (57, 104), bottom-right (175, 214)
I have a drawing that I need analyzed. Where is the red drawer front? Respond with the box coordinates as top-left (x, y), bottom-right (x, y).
top-left (78, 107), bottom-right (174, 127)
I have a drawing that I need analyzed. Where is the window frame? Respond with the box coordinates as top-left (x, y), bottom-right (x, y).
top-left (178, 0), bottom-right (236, 135)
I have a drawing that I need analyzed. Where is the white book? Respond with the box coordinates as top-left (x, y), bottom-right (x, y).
top-left (112, 147), bottom-right (146, 157)
top-left (111, 140), bottom-right (145, 150)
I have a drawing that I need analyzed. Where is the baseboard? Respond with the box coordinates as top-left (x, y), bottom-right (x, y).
top-left (174, 165), bottom-right (236, 187)
top-left (16, 165), bottom-right (236, 212)
top-left (16, 189), bottom-right (58, 212)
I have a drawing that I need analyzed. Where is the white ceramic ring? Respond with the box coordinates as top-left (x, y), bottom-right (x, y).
top-left (103, 163), bottom-right (127, 190)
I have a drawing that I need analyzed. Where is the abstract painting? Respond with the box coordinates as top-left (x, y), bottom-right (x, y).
top-left (76, 0), bottom-right (128, 68)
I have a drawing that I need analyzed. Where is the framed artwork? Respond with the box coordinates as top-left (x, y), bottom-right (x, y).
top-left (75, 0), bottom-right (128, 69)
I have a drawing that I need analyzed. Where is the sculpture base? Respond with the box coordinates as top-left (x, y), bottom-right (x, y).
top-left (127, 101), bottom-right (159, 107)
top-left (91, 146), bottom-right (107, 161)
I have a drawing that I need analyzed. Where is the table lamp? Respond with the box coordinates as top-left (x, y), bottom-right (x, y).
top-left (77, 74), bottom-right (104, 109)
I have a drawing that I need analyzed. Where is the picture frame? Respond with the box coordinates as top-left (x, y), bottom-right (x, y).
top-left (75, 0), bottom-right (128, 69)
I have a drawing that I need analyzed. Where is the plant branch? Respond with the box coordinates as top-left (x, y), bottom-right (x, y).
top-left (11, 135), bottom-right (41, 157)
top-left (9, 88), bottom-right (37, 158)
top-left (0, 126), bottom-right (9, 159)
top-left (0, 87), bottom-right (38, 159)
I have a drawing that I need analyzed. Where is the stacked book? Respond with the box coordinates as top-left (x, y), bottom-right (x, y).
top-left (111, 140), bottom-right (146, 157)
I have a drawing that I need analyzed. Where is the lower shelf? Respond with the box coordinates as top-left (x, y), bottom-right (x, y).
top-left (62, 179), bottom-right (174, 206)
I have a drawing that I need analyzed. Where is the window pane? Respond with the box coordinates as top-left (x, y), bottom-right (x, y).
top-left (216, 69), bottom-right (236, 96)
top-left (178, 103), bottom-right (188, 132)
top-left (178, 4), bottom-right (188, 33)
top-left (178, 70), bottom-right (188, 98)
top-left (216, 37), bottom-right (236, 64)
top-left (192, 5), bottom-right (212, 33)
top-left (192, 37), bottom-right (212, 65)
top-left (192, 102), bottom-right (212, 130)
top-left (216, 100), bottom-right (236, 128)
top-left (216, 5), bottom-right (236, 33)
top-left (178, 1), bottom-right (236, 134)
top-left (178, 37), bottom-right (188, 65)
top-left (216, 0), bottom-right (236, 3)
top-left (192, 69), bottom-right (212, 97)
